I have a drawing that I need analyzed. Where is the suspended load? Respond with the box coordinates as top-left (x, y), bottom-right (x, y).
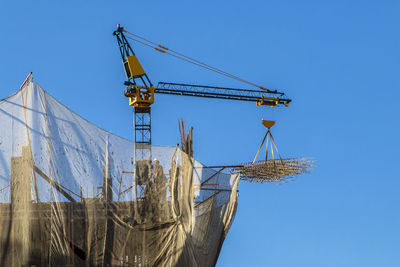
top-left (231, 120), bottom-right (314, 183)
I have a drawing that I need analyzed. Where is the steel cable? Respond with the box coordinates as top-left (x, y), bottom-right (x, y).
top-left (123, 30), bottom-right (272, 92)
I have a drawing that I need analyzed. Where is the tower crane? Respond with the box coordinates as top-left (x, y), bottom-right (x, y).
top-left (113, 25), bottom-right (291, 162)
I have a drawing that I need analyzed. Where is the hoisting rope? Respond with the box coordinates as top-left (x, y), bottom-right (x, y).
top-left (252, 129), bottom-right (284, 164)
top-left (123, 29), bottom-right (273, 93)
top-left (253, 131), bottom-right (268, 164)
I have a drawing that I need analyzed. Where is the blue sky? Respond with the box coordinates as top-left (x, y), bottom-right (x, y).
top-left (1, 0), bottom-right (399, 266)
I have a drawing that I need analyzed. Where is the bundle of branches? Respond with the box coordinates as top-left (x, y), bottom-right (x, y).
top-left (232, 158), bottom-right (314, 183)
top-left (178, 119), bottom-right (193, 157)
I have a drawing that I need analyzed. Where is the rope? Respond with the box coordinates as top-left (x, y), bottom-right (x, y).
top-left (269, 132), bottom-right (285, 166)
top-left (269, 132), bottom-right (283, 160)
top-left (252, 128), bottom-right (285, 164)
top-left (0, 184), bottom-right (10, 193)
top-left (123, 31), bottom-right (272, 92)
top-left (265, 131), bottom-right (270, 161)
top-left (252, 131), bottom-right (268, 164)
top-left (19, 73), bottom-right (41, 203)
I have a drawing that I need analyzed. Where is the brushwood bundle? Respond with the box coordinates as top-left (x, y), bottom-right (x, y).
top-left (232, 158), bottom-right (314, 183)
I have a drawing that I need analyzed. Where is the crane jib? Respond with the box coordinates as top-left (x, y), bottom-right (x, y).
top-left (155, 82), bottom-right (291, 106)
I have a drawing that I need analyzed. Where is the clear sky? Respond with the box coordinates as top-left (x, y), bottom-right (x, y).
top-left (1, 0), bottom-right (399, 266)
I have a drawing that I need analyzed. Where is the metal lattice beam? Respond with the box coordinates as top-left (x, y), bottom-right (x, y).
top-left (156, 82), bottom-right (291, 106)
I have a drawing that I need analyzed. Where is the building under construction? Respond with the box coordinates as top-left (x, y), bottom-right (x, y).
top-left (0, 80), bottom-right (241, 266)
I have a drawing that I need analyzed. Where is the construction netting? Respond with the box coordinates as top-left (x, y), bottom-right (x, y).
top-left (0, 79), bottom-right (239, 267)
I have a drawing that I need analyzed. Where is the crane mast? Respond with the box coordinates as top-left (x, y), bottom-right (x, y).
top-left (113, 25), bottom-right (291, 163)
